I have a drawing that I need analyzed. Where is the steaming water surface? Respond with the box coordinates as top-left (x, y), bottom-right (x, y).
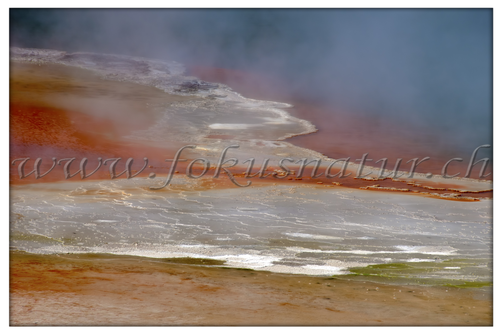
top-left (11, 177), bottom-right (492, 281)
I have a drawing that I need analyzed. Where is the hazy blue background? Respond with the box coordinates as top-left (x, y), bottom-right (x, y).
top-left (10, 9), bottom-right (492, 155)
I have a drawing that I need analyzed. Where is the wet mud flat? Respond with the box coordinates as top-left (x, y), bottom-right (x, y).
top-left (10, 251), bottom-right (492, 326)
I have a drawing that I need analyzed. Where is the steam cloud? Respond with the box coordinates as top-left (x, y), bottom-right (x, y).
top-left (10, 9), bottom-right (492, 156)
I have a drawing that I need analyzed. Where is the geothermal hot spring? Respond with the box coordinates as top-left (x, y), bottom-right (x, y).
top-left (10, 47), bottom-right (492, 287)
